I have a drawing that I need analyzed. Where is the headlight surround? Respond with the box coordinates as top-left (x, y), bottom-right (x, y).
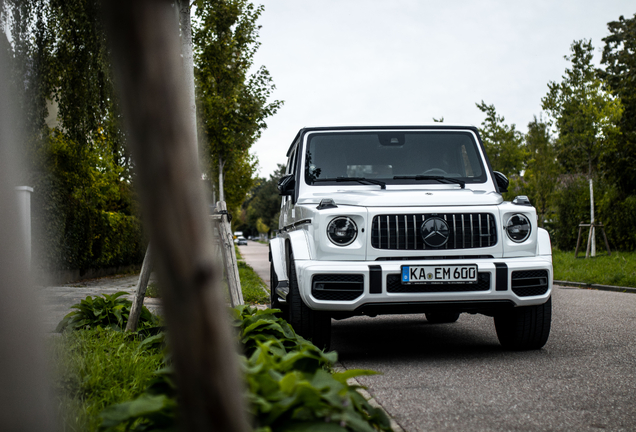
top-left (506, 214), bottom-right (531, 243)
top-left (327, 216), bottom-right (358, 246)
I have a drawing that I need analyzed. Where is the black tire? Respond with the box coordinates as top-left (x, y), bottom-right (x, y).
top-left (494, 297), bottom-right (552, 350)
top-left (269, 262), bottom-right (289, 320)
top-left (287, 251), bottom-right (331, 350)
top-left (425, 311), bottom-right (460, 324)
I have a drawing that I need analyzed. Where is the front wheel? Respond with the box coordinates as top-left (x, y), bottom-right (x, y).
top-left (287, 251), bottom-right (331, 350)
top-left (494, 297), bottom-right (552, 350)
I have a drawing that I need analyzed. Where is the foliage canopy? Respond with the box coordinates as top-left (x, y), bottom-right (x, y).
top-left (194, 0), bottom-right (282, 211)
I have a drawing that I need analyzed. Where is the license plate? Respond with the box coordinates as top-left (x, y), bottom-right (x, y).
top-left (401, 265), bottom-right (478, 284)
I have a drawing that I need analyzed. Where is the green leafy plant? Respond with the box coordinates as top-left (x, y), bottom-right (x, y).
top-left (99, 306), bottom-right (393, 431)
top-left (99, 367), bottom-right (178, 432)
top-left (56, 291), bottom-right (158, 332)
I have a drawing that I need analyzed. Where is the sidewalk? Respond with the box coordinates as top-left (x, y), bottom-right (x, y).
top-left (38, 273), bottom-right (161, 333)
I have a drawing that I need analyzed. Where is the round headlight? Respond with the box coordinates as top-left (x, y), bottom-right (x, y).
top-left (506, 214), bottom-right (531, 243)
top-left (327, 217), bottom-right (358, 246)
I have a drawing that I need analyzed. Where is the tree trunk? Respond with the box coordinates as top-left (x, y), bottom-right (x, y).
top-left (588, 158), bottom-right (596, 257)
top-left (102, 2), bottom-right (248, 431)
top-left (0, 29), bottom-right (55, 430)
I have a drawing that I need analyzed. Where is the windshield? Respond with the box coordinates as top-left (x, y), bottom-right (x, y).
top-left (304, 131), bottom-right (487, 186)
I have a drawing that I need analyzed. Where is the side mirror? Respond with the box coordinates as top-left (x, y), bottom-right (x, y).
top-left (277, 174), bottom-right (296, 196)
top-left (493, 171), bottom-right (509, 193)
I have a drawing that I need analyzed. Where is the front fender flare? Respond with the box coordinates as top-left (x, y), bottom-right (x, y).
top-left (269, 238), bottom-right (288, 297)
top-left (537, 227), bottom-right (552, 256)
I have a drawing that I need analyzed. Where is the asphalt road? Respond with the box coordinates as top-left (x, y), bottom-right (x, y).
top-left (241, 244), bottom-right (636, 431)
top-left (331, 287), bottom-right (636, 431)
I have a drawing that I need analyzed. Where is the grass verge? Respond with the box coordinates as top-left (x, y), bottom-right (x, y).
top-left (50, 329), bottom-right (164, 431)
top-left (235, 245), bottom-right (269, 304)
top-left (553, 249), bottom-right (636, 288)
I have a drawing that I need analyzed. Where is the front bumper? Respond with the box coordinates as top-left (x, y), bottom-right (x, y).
top-left (294, 257), bottom-right (552, 313)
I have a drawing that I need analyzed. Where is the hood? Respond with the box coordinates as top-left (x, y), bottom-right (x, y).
top-left (297, 188), bottom-right (503, 207)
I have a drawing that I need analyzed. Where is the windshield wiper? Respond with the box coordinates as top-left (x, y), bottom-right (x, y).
top-left (313, 177), bottom-right (386, 190)
top-left (393, 175), bottom-right (465, 189)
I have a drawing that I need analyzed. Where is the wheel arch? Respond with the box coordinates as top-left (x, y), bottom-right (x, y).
top-left (269, 237), bottom-right (288, 286)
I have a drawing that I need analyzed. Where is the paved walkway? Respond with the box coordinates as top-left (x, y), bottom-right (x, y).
top-left (38, 240), bottom-right (268, 333)
top-left (237, 240), bottom-right (270, 289)
top-left (38, 273), bottom-right (160, 333)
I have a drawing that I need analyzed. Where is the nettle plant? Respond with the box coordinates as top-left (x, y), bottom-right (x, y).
top-left (56, 291), bottom-right (158, 332)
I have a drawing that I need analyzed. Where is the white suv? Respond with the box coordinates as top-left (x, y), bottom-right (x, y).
top-left (269, 126), bottom-right (552, 351)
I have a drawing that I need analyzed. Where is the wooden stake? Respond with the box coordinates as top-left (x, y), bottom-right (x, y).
top-left (213, 201), bottom-right (243, 307)
top-left (126, 243), bottom-right (153, 332)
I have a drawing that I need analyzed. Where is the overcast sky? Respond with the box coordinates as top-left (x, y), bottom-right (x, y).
top-left (249, 1), bottom-right (635, 178)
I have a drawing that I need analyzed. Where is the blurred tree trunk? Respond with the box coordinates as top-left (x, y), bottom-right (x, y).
top-left (0, 31), bottom-right (54, 430)
top-left (102, 1), bottom-right (248, 431)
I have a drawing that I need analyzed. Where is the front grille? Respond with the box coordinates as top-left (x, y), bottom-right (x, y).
top-left (312, 274), bottom-right (364, 301)
top-left (371, 213), bottom-right (497, 250)
top-left (511, 270), bottom-right (549, 297)
top-left (386, 273), bottom-right (491, 293)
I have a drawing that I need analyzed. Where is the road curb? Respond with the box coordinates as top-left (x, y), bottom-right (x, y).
top-left (334, 363), bottom-right (406, 432)
top-left (554, 280), bottom-right (636, 294)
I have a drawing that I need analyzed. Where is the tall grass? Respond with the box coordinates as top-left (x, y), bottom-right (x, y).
top-left (553, 249), bottom-right (636, 288)
top-left (50, 329), bottom-right (164, 431)
top-left (235, 245), bottom-right (269, 304)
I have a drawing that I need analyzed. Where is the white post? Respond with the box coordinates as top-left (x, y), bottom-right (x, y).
top-left (14, 186), bottom-right (33, 267)
top-left (590, 178), bottom-right (596, 257)
top-left (178, 0), bottom-right (198, 158)
top-left (218, 159), bottom-right (225, 202)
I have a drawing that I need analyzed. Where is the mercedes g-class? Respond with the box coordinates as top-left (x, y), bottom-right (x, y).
top-left (269, 126), bottom-right (552, 351)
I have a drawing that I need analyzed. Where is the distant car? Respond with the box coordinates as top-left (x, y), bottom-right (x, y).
top-left (236, 236), bottom-right (248, 245)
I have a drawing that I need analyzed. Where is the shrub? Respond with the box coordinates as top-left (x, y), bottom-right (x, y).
top-left (56, 291), bottom-right (159, 332)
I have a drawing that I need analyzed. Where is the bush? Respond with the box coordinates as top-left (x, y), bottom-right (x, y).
top-left (56, 291), bottom-right (159, 332)
top-left (597, 186), bottom-right (636, 250)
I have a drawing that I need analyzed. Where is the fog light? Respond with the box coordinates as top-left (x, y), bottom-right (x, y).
top-left (327, 217), bottom-right (358, 246)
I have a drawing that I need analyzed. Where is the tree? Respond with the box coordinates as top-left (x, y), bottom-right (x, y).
top-left (475, 101), bottom-right (526, 175)
top-left (247, 163), bottom-right (285, 232)
top-left (523, 116), bottom-right (559, 227)
top-left (3, 0), bottom-right (144, 272)
top-left (223, 152), bottom-right (259, 214)
top-left (542, 40), bottom-right (623, 255)
top-left (542, 40), bottom-right (623, 179)
top-left (599, 14), bottom-right (636, 195)
top-left (193, 0), bottom-right (282, 206)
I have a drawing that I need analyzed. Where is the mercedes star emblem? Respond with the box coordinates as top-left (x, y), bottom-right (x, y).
top-left (421, 217), bottom-right (450, 248)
